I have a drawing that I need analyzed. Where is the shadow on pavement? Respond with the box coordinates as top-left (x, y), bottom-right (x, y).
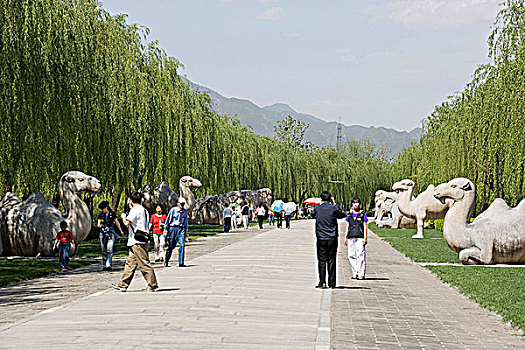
top-left (334, 286), bottom-right (370, 290)
top-left (361, 277), bottom-right (389, 281)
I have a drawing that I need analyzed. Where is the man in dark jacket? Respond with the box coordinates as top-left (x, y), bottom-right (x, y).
top-left (312, 191), bottom-right (347, 289)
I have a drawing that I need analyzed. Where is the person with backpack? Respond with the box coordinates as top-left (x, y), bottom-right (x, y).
top-left (97, 201), bottom-right (124, 271)
top-left (112, 191), bottom-right (158, 292)
top-left (344, 197), bottom-right (368, 280)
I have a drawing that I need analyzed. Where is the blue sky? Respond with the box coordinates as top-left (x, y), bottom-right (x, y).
top-left (101, 0), bottom-right (500, 131)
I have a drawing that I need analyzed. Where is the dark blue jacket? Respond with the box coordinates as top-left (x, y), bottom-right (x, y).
top-left (312, 202), bottom-right (347, 239)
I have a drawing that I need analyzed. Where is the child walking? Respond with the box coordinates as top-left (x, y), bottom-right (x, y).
top-left (53, 221), bottom-right (76, 272)
top-left (344, 198), bottom-right (368, 280)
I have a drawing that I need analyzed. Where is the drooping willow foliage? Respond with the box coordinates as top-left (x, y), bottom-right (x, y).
top-left (393, 0), bottom-right (525, 212)
top-left (0, 0), bottom-right (392, 211)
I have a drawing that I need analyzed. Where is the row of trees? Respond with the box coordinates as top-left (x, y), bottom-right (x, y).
top-left (0, 0), bottom-right (392, 211)
top-left (393, 0), bottom-right (525, 213)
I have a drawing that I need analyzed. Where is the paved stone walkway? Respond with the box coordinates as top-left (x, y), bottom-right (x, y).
top-left (0, 226), bottom-right (266, 329)
top-left (332, 222), bottom-right (525, 349)
top-left (0, 220), bottom-right (328, 349)
top-left (1, 219), bottom-right (524, 349)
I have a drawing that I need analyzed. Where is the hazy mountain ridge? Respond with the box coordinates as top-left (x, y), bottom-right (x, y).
top-left (186, 79), bottom-right (421, 158)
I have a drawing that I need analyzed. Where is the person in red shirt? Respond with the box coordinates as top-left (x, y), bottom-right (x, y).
top-left (149, 205), bottom-right (167, 262)
top-left (53, 221), bottom-right (76, 272)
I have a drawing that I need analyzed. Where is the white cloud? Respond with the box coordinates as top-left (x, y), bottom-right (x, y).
top-left (261, 0), bottom-right (279, 2)
top-left (361, 0), bottom-right (499, 27)
top-left (257, 7), bottom-right (286, 21)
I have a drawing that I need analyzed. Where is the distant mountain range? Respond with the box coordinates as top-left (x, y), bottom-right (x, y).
top-left (186, 79), bottom-right (422, 158)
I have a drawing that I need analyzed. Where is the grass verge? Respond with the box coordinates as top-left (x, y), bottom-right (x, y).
top-left (368, 221), bottom-right (458, 263)
top-left (0, 259), bottom-right (95, 287)
top-left (428, 265), bottom-right (525, 332)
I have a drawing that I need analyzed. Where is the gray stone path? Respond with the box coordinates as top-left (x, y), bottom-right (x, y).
top-left (0, 220), bottom-right (328, 349)
top-left (0, 226), bottom-right (266, 329)
top-left (331, 223), bottom-right (525, 349)
top-left (1, 220), bottom-right (524, 349)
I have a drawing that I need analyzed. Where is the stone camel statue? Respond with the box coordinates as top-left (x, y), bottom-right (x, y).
top-left (393, 179), bottom-right (452, 238)
top-left (374, 190), bottom-right (416, 229)
top-left (434, 178), bottom-right (525, 264)
top-left (140, 176), bottom-right (202, 214)
top-left (0, 171), bottom-right (101, 256)
top-left (191, 188), bottom-right (272, 225)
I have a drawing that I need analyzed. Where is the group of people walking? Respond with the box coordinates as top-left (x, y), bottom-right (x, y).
top-left (55, 188), bottom-right (365, 292)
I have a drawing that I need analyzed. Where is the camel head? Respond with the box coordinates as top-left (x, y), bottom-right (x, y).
top-left (434, 178), bottom-right (475, 204)
top-left (59, 171), bottom-right (101, 197)
top-left (375, 190), bottom-right (386, 204)
top-left (392, 179), bottom-right (414, 193)
top-left (258, 188), bottom-right (273, 206)
top-left (179, 176), bottom-right (202, 191)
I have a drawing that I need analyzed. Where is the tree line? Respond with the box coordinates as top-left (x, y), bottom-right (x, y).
top-left (0, 0), bottom-right (392, 211)
top-left (392, 0), bottom-right (525, 213)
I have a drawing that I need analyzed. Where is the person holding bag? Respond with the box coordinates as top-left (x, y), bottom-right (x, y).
top-left (112, 191), bottom-right (158, 292)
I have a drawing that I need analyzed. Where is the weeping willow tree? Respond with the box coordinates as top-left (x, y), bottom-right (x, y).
top-left (0, 0), bottom-right (392, 212)
top-left (393, 0), bottom-right (525, 212)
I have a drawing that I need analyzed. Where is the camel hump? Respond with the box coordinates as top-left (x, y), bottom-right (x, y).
top-left (0, 192), bottom-right (21, 206)
top-left (25, 191), bottom-right (53, 207)
top-left (473, 198), bottom-right (524, 225)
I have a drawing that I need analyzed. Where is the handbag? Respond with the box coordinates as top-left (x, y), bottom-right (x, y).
top-left (134, 229), bottom-right (151, 243)
top-left (132, 208), bottom-right (151, 243)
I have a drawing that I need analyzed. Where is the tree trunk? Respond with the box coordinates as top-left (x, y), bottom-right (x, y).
top-left (83, 193), bottom-right (94, 219)
top-left (111, 187), bottom-right (122, 212)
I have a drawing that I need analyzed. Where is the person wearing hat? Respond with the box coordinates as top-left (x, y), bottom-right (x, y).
top-left (164, 197), bottom-right (189, 267)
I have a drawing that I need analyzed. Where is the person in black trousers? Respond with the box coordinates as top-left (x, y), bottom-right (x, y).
top-left (312, 191), bottom-right (347, 289)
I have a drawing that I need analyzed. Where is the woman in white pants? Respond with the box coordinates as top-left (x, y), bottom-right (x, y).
top-left (344, 198), bottom-right (368, 280)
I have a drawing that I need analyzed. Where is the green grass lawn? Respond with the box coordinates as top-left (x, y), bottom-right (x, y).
top-left (368, 221), bottom-right (458, 263)
top-left (428, 266), bottom-right (525, 332)
top-left (0, 259), bottom-right (95, 287)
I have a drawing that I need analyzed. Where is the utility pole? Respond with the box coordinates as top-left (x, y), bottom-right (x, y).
top-left (336, 117), bottom-right (343, 149)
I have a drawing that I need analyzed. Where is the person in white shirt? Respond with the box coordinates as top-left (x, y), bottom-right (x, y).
top-left (231, 206), bottom-right (238, 231)
top-left (223, 206), bottom-right (233, 232)
top-left (112, 191), bottom-right (158, 292)
top-left (256, 203), bottom-right (266, 229)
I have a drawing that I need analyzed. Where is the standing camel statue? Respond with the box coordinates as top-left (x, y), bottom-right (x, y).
top-left (434, 178), bottom-right (525, 264)
top-left (0, 171), bottom-right (101, 256)
top-left (393, 179), bottom-right (452, 238)
top-left (179, 175), bottom-right (202, 215)
top-left (140, 176), bottom-right (202, 214)
top-left (374, 190), bottom-right (417, 229)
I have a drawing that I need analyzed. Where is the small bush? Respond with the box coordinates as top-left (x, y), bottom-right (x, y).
top-left (434, 219), bottom-right (444, 231)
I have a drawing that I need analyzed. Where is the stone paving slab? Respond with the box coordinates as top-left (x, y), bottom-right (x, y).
top-left (0, 220), bottom-right (329, 349)
top-left (331, 223), bottom-right (525, 349)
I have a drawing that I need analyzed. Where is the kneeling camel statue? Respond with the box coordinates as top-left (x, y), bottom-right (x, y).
top-left (0, 171), bottom-right (101, 256)
top-left (434, 178), bottom-right (525, 264)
